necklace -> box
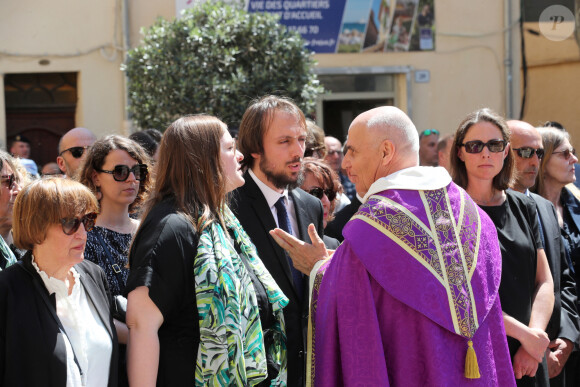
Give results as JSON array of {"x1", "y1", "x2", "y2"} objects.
[{"x1": 472, "y1": 190, "x2": 505, "y2": 206}]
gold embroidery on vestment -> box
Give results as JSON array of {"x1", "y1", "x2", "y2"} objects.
[{"x1": 353, "y1": 188, "x2": 481, "y2": 338}]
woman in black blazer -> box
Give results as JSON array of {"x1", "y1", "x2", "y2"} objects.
[
  {"x1": 533, "y1": 126, "x2": 580, "y2": 386},
  {"x1": 0, "y1": 177, "x2": 119, "y2": 386}
]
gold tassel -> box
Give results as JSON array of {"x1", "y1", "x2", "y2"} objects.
[{"x1": 464, "y1": 340, "x2": 480, "y2": 379}]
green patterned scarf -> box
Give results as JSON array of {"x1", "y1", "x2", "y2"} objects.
[
  {"x1": 0, "y1": 235, "x2": 16, "y2": 271},
  {"x1": 194, "y1": 205, "x2": 289, "y2": 386}
]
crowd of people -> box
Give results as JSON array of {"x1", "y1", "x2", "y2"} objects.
[{"x1": 0, "y1": 95, "x2": 578, "y2": 387}]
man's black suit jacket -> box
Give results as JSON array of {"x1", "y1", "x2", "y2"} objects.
[{"x1": 230, "y1": 171, "x2": 324, "y2": 387}]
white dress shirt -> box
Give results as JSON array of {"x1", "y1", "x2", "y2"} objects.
[{"x1": 249, "y1": 168, "x2": 299, "y2": 236}]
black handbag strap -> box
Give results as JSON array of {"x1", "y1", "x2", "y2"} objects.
[{"x1": 94, "y1": 229, "x2": 126, "y2": 294}]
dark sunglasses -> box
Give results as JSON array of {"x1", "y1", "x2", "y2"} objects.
[
  {"x1": 460, "y1": 140, "x2": 506, "y2": 154},
  {"x1": 308, "y1": 187, "x2": 337, "y2": 202},
  {"x1": 553, "y1": 148, "x2": 576, "y2": 160},
  {"x1": 96, "y1": 164, "x2": 148, "y2": 182},
  {"x1": 420, "y1": 129, "x2": 439, "y2": 138},
  {"x1": 59, "y1": 146, "x2": 90, "y2": 159},
  {"x1": 1, "y1": 174, "x2": 15, "y2": 189},
  {"x1": 513, "y1": 147, "x2": 544, "y2": 159},
  {"x1": 60, "y1": 212, "x2": 97, "y2": 235}
]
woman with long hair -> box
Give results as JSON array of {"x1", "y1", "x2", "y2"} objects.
[
  {"x1": 125, "y1": 115, "x2": 288, "y2": 386},
  {"x1": 533, "y1": 126, "x2": 580, "y2": 385},
  {"x1": 451, "y1": 108, "x2": 554, "y2": 386}
]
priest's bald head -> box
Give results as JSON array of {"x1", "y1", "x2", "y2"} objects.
[{"x1": 342, "y1": 106, "x2": 419, "y2": 196}]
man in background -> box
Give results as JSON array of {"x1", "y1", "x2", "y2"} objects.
[
  {"x1": 324, "y1": 136, "x2": 356, "y2": 201},
  {"x1": 419, "y1": 128, "x2": 439, "y2": 166},
  {"x1": 56, "y1": 127, "x2": 96, "y2": 177},
  {"x1": 437, "y1": 134, "x2": 454, "y2": 172}
]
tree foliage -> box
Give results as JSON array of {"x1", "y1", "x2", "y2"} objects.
[{"x1": 124, "y1": 2, "x2": 323, "y2": 130}]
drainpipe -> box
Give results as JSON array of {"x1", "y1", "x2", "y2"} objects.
[
  {"x1": 504, "y1": 0, "x2": 513, "y2": 119},
  {"x1": 122, "y1": 0, "x2": 132, "y2": 134}
]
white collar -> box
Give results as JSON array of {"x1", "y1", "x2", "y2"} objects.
[
  {"x1": 249, "y1": 168, "x2": 289, "y2": 208},
  {"x1": 31, "y1": 255, "x2": 80, "y2": 299},
  {"x1": 362, "y1": 166, "x2": 452, "y2": 203}
]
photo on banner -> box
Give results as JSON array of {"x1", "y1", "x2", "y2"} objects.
[{"x1": 238, "y1": 0, "x2": 435, "y2": 53}]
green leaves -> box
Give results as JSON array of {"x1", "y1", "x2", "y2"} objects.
[{"x1": 124, "y1": 1, "x2": 323, "y2": 130}]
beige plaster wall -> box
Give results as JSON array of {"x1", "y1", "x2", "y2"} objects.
[
  {"x1": 0, "y1": 0, "x2": 126, "y2": 144},
  {"x1": 520, "y1": 22, "x2": 580, "y2": 149}
]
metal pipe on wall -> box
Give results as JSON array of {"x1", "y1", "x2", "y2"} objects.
[{"x1": 504, "y1": 0, "x2": 514, "y2": 119}]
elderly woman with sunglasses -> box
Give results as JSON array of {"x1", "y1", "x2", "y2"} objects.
[
  {"x1": 451, "y1": 108, "x2": 554, "y2": 386},
  {"x1": 533, "y1": 127, "x2": 580, "y2": 311},
  {"x1": 0, "y1": 151, "x2": 24, "y2": 269},
  {"x1": 0, "y1": 177, "x2": 119, "y2": 386}
]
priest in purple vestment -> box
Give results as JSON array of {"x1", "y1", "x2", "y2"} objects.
[{"x1": 271, "y1": 106, "x2": 516, "y2": 386}]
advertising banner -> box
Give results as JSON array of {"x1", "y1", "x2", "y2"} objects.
[
  {"x1": 246, "y1": 0, "x2": 435, "y2": 53},
  {"x1": 177, "y1": 0, "x2": 435, "y2": 53}
]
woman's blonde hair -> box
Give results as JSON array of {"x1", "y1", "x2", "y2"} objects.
[{"x1": 13, "y1": 178, "x2": 98, "y2": 250}]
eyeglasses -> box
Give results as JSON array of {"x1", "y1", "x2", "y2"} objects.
[
  {"x1": 60, "y1": 212, "x2": 97, "y2": 235},
  {"x1": 420, "y1": 129, "x2": 439, "y2": 138},
  {"x1": 553, "y1": 148, "x2": 576, "y2": 160},
  {"x1": 96, "y1": 164, "x2": 148, "y2": 182},
  {"x1": 327, "y1": 149, "x2": 341, "y2": 156},
  {"x1": 1, "y1": 174, "x2": 15, "y2": 189},
  {"x1": 460, "y1": 140, "x2": 506, "y2": 154},
  {"x1": 59, "y1": 146, "x2": 90, "y2": 159},
  {"x1": 513, "y1": 147, "x2": 544, "y2": 159},
  {"x1": 308, "y1": 187, "x2": 337, "y2": 202}
]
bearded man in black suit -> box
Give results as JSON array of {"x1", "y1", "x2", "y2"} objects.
[{"x1": 230, "y1": 95, "x2": 325, "y2": 387}]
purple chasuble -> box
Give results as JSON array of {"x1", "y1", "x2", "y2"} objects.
[{"x1": 311, "y1": 182, "x2": 515, "y2": 386}]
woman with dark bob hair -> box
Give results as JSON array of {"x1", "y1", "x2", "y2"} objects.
[
  {"x1": 0, "y1": 178, "x2": 119, "y2": 386},
  {"x1": 451, "y1": 108, "x2": 554, "y2": 386},
  {"x1": 126, "y1": 115, "x2": 288, "y2": 386}
]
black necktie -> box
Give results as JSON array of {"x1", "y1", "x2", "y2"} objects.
[{"x1": 274, "y1": 196, "x2": 304, "y2": 300}]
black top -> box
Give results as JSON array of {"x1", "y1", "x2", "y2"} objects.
[
  {"x1": 560, "y1": 187, "x2": 580, "y2": 305},
  {"x1": 480, "y1": 190, "x2": 543, "y2": 359},
  {"x1": 125, "y1": 198, "x2": 200, "y2": 386},
  {"x1": 85, "y1": 226, "x2": 132, "y2": 296},
  {"x1": 325, "y1": 196, "x2": 362, "y2": 242}
]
